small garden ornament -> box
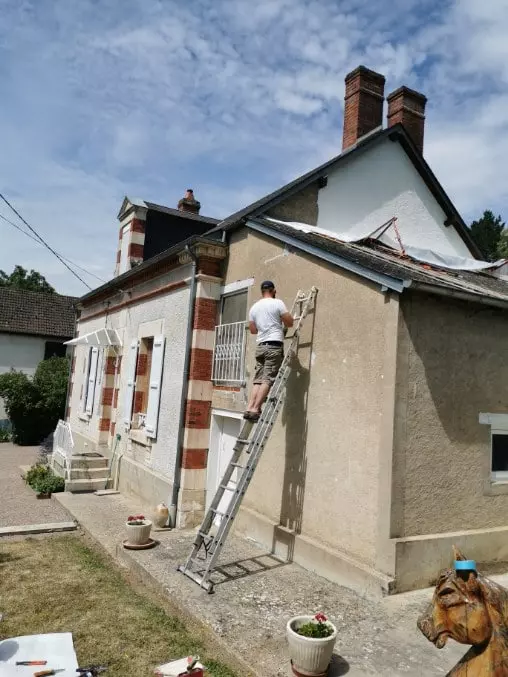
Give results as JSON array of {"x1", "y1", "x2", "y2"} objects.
[
  {"x1": 418, "y1": 546, "x2": 508, "y2": 676},
  {"x1": 286, "y1": 612, "x2": 337, "y2": 676}
]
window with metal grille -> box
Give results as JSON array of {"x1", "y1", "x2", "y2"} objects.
[{"x1": 212, "y1": 291, "x2": 247, "y2": 384}]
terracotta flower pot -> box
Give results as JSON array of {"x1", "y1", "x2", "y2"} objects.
[
  {"x1": 286, "y1": 616, "x2": 337, "y2": 677},
  {"x1": 125, "y1": 520, "x2": 152, "y2": 545}
]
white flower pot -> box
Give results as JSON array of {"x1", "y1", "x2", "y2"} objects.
[
  {"x1": 125, "y1": 520, "x2": 152, "y2": 545},
  {"x1": 286, "y1": 616, "x2": 337, "y2": 677}
]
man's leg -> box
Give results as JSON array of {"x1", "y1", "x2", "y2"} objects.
[
  {"x1": 250, "y1": 382, "x2": 271, "y2": 413},
  {"x1": 246, "y1": 384, "x2": 261, "y2": 412}
]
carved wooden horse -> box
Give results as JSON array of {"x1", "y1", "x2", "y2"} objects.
[{"x1": 417, "y1": 547, "x2": 508, "y2": 676}]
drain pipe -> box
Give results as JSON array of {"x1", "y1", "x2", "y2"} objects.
[{"x1": 169, "y1": 245, "x2": 199, "y2": 527}]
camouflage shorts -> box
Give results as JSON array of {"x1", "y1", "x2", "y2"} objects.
[{"x1": 253, "y1": 344, "x2": 284, "y2": 385}]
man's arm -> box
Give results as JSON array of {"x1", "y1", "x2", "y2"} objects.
[
  {"x1": 249, "y1": 321, "x2": 258, "y2": 335},
  {"x1": 279, "y1": 300, "x2": 294, "y2": 328}
]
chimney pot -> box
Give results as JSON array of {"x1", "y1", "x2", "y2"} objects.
[
  {"x1": 342, "y1": 65, "x2": 385, "y2": 151},
  {"x1": 178, "y1": 188, "x2": 201, "y2": 214},
  {"x1": 387, "y1": 86, "x2": 427, "y2": 154}
]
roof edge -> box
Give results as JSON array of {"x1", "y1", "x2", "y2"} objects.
[{"x1": 246, "y1": 218, "x2": 407, "y2": 293}]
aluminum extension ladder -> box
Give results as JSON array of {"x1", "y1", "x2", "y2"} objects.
[{"x1": 178, "y1": 287, "x2": 318, "y2": 592}]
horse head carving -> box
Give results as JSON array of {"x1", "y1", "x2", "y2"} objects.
[{"x1": 417, "y1": 546, "x2": 508, "y2": 676}]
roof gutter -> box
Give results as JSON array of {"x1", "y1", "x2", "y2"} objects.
[
  {"x1": 247, "y1": 218, "x2": 408, "y2": 293},
  {"x1": 411, "y1": 281, "x2": 508, "y2": 311},
  {"x1": 169, "y1": 244, "x2": 198, "y2": 526}
]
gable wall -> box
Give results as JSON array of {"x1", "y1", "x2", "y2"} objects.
[{"x1": 316, "y1": 139, "x2": 472, "y2": 258}]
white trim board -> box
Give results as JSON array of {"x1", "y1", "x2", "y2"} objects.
[
  {"x1": 221, "y1": 278, "x2": 254, "y2": 295},
  {"x1": 211, "y1": 408, "x2": 244, "y2": 420}
]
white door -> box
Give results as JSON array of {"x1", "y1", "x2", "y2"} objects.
[{"x1": 207, "y1": 415, "x2": 242, "y2": 526}]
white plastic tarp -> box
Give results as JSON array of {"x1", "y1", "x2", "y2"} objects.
[
  {"x1": 0, "y1": 632, "x2": 78, "y2": 676},
  {"x1": 264, "y1": 217, "x2": 506, "y2": 273}
]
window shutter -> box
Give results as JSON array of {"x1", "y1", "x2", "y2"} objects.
[
  {"x1": 123, "y1": 339, "x2": 139, "y2": 430},
  {"x1": 145, "y1": 336, "x2": 165, "y2": 439},
  {"x1": 85, "y1": 347, "x2": 99, "y2": 415}
]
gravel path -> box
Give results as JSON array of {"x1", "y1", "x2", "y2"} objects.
[{"x1": 0, "y1": 442, "x2": 71, "y2": 527}]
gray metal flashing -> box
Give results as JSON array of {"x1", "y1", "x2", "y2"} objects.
[
  {"x1": 246, "y1": 219, "x2": 407, "y2": 293},
  {"x1": 411, "y1": 281, "x2": 508, "y2": 311}
]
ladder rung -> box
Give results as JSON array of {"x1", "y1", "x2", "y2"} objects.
[
  {"x1": 220, "y1": 484, "x2": 236, "y2": 491},
  {"x1": 211, "y1": 509, "x2": 225, "y2": 517},
  {"x1": 235, "y1": 438, "x2": 249, "y2": 445},
  {"x1": 231, "y1": 462, "x2": 244, "y2": 468},
  {"x1": 198, "y1": 531, "x2": 213, "y2": 541}
]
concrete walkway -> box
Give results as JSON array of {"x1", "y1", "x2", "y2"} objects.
[
  {"x1": 55, "y1": 490, "x2": 468, "y2": 676},
  {"x1": 0, "y1": 443, "x2": 71, "y2": 528}
]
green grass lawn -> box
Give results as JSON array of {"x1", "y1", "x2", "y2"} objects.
[{"x1": 0, "y1": 535, "x2": 238, "y2": 677}]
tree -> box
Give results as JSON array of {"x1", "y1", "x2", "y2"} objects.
[
  {"x1": 0, "y1": 265, "x2": 55, "y2": 293},
  {"x1": 469, "y1": 211, "x2": 506, "y2": 262},
  {"x1": 0, "y1": 356, "x2": 69, "y2": 445}
]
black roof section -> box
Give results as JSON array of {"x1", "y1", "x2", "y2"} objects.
[
  {"x1": 145, "y1": 201, "x2": 219, "y2": 225},
  {"x1": 0, "y1": 288, "x2": 77, "y2": 337},
  {"x1": 250, "y1": 217, "x2": 508, "y2": 308},
  {"x1": 78, "y1": 233, "x2": 226, "y2": 304},
  {"x1": 213, "y1": 123, "x2": 481, "y2": 258}
]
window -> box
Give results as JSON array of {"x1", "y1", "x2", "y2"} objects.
[
  {"x1": 212, "y1": 291, "x2": 248, "y2": 384},
  {"x1": 123, "y1": 335, "x2": 165, "y2": 439},
  {"x1": 81, "y1": 347, "x2": 99, "y2": 416},
  {"x1": 220, "y1": 291, "x2": 247, "y2": 324},
  {"x1": 480, "y1": 413, "x2": 508, "y2": 482},
  {"x1": 44, "y1": 341, "x2": 67, "y2": 360}
]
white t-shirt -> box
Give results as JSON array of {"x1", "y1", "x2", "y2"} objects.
[{"x1": 249, "y1": 298, "x2": 288, "y2": 343}]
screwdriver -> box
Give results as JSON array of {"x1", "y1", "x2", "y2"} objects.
[
  {"x1": 16, "y1": 662, "x2": 47, "y2": 666},
  {"x1": 34, "y1": 670, "x2": 65, "y2": 676}
]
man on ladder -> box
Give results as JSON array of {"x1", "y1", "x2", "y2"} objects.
[{"x1": 244, "y1": 280, "x2": 294, "y2": 422}]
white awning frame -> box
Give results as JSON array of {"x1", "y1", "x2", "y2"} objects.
[{"x1": 65, "y1": 328, "x2": 122, "y2": 347}]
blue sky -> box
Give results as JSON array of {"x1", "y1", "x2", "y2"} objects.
[{"x1": 1, "y1": 0, "x2": 508, "y2": 295}]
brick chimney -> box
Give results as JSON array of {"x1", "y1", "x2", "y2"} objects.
[
  {"x1": 178, "y1": 189, "x2": 201, "y2": 215},
  {"x1": 342, "y1": 66, "x2": 385, "y2": 151},
  {"x1": 387, "y1": 86, "x2": 427, "y2": 154}
]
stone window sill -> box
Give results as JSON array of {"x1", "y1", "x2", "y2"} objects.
[
  {"x1": 129, "y1": 429, "x2": 152, "y2": 448},
  {"x1": 78, "y1": 413, "x2": 90, "y2": 422},
  {"x1": 484, "y1": 480, "x2": 508, "y2": 496}
]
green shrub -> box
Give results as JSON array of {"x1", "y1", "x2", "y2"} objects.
[
  {"x1": 0, "y1": 357, "x2": 69, "y2": 445},
  {"x1": 24, "y1": 463, "x2": 64, "y2": 494},
  {"x1": 296, "y1": 613, "x2": 334, "y2": 638}
]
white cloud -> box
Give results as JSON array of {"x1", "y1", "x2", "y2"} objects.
[{"x1": 0, "y1": 0, "x2": 508, "y2": 295}]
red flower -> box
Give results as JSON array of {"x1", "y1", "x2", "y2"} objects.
[
  {"x1": 314, "y1": 612, "x2": 327, "y2": 623},
  {"x1": 127, "y1": 516, "x2": 134, "y2": 521}
]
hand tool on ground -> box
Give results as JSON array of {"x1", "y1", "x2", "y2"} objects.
[
  {"x1": 16, "y1": 661, "x2": 48, "y2": 666},
  {"x1": 76, "y1": 666, "x2": 108, "y2": 676},
  {"x1": 34, "y1": 670, "x2": 65, "y2": 677}
]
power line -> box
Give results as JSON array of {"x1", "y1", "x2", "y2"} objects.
[
  {"x1": 0, "y1": 192, "x2": 92, "y2": 290},
  {"x1": 0, "y1": 211, "x2": 106, "y2": 283}
]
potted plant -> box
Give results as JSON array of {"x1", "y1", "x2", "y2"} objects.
[
  {"x1": 286, "y1": 612, "x2": 337, "y2": 677},
  {"x1": 125, "y1": 514, "x2": 152, "y2": 546}
]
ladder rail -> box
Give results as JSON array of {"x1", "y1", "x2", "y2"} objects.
[{"x1": 179, "y1": 287, "x2": 317, "y2": 590}]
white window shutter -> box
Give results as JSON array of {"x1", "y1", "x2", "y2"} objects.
[
  {"x1": 85, "y1": 347, "x2": 99, "y2": 415},
  {"x1": 123, "y1": 339, "x2": 139, "y2": 430},
  {"x1": 145, "y1": 336, "x2": 165, "y2": 439}
]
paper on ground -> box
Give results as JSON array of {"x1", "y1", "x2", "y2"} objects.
[{"x1": 0, "y1": 633, "x2": 78, "y2": 676}]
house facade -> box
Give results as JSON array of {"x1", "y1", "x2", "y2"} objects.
[
  {"x1": 0, "y1": 288, "x2": 76, "y2": 424},
  {"x1": 65, "y1": 67, "x2": 508, "y2": 596}
]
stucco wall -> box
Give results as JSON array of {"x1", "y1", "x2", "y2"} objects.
[
  {"x1": 69, "y1": 265, "x2": 191, "y2": 485},
  {"x1": 0, "y1": 333, "x2": 59, "y2": 420},
  {"x1": 220, "y1": 228, "x2": 399, "y2": 567},
  {"x1": 316, "y1": 139, "x2": 472, "y2": 258},
  {"x1": 392, "y1": 291, "x2": 508, "y2": 538}
]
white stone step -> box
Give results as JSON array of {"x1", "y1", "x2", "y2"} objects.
[
  {"x1": 68, "y1": 467, "x2": 110, "y2": 480},
  {"x1": 67, "y1": 454, "x2": 108, "y2": 470},
  {"x1": 64, "y1": 478, "x2": 108, "y2": 493}
]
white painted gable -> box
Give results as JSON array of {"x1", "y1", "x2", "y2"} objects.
[{"x1": 316, "y1": 137, "x2": 473, "y2": 259}]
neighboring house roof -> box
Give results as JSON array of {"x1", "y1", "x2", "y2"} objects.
[
  {"x1": 248, "y1": 217, "x2": 508, "y2": 309},
  {"x1": 213, "y1": 123, "x2": 482, "y2": 258},
  {"x1": 0, "y1": 288, "x2": 77, "y2": 337}
]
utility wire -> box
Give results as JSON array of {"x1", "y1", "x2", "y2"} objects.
[
  {"x1": 0, "y1": 211, "x2": 106, "y2": 284},
  {"x1": 0, "y1": 191, "x2": 92, "y2": 290}
]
